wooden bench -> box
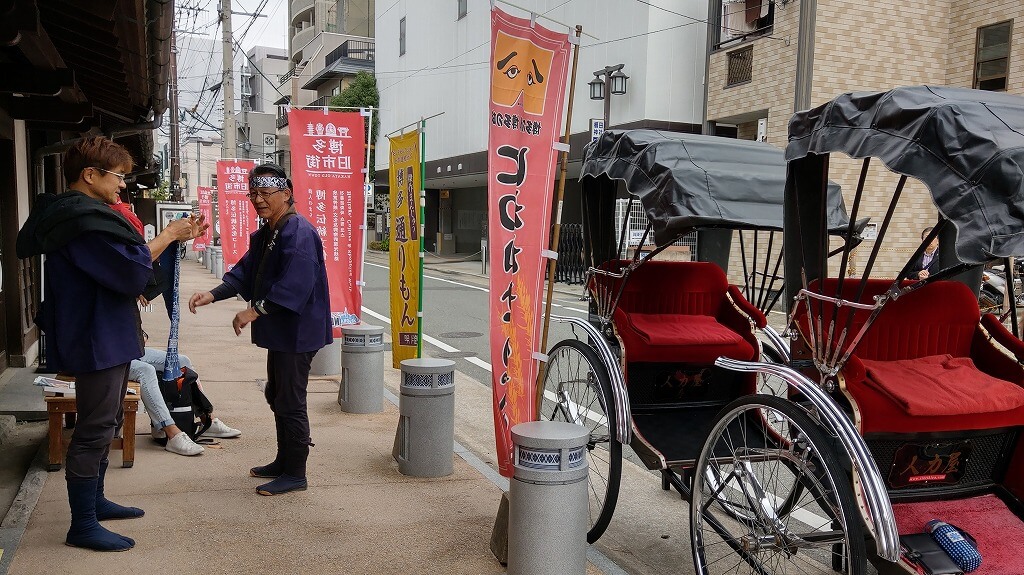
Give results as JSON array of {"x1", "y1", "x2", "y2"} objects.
[{"x1": 45, "y1": 380, "x2": 140, "y2": 472}]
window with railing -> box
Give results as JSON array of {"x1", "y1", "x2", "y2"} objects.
[
  {"x1": 974, "y1": 20, "x2": 1012, "y2": 91},
  {"x1": 726, "y1": 46, "x2": 753, "y2": 86},
  {"x1": 716, "y1": 0, "x2": 773, "y2": 49},
  {"x1": 325, "y1": 40, "x2": 375, "y2": 68}
]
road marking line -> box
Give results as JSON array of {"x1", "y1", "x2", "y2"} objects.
[
  {"x1": 361, "y1": 306, "x2": 494, "y2": 371},
  {"x1": 365, "y1": 261, "x2": 588, "y2": 314}
]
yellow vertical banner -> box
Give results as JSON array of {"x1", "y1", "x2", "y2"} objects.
[{"x1": 388, "y1": 130, "x2": 422, "y2": 367}]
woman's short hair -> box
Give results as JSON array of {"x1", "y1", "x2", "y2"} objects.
[{"x1": 63, "y1": 136, "x2": 134, "y2": 185}]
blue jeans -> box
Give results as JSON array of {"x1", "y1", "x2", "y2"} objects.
[{"x1": 130, "y1": 348, "x2": 193, "y2": 430}]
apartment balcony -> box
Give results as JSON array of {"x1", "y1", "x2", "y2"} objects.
[
  {"x1": 276, "y1": 114, "x2": 289, "y2": 129},
  {"x1": 290, "y1": 0, "x2": 314, "y2": 26},
  {"x1": 291, "y1": 23, "x2": 316, "y2": 53}
]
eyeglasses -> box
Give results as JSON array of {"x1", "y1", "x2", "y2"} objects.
[
  {"x1": 93, "y1": 167, "x2": 126, "y2": 182},
  {"x1": 247, "y1": 189, "x2": 286, "y2": 200}
]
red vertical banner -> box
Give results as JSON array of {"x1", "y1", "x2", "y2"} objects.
[
  {"x1": 288, "y1": 108, "x2": 366, "y2": 335},
  {"x1": 215, "y1": 159, "x2": 257, "y2": 271},
  {"x1": 488, "y1": 7, "x2": 571, "y2": 476},
  {"x1": 193, "y1": 186, "x2": 212, "y2": 252}
]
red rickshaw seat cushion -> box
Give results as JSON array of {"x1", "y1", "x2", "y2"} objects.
[
  {"x1": 817, "y1": 279, "x2": 1024, "y2": 433},
  {"x1": 860, "y1": 354, "x2": 1024, "y2": 417},
  {"x1": 602, "y1": 261, "x2": 759, "y2": 365}
]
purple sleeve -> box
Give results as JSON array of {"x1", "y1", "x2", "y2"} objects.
[{"x1": 65, "y1": 233, "x2": 153, "y2": 296}]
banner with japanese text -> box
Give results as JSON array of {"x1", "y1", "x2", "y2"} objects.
[
  {"x1": 387, "y1": 129, "x2": 422, "y2": 368},
  {"x1": 288, "y1": 108, "x2": 366, "y2": 335},
  {"x1": 215, "y1": 160, "x2": 257, "y2": 271},
  {"x1": 193, "y1": 186, "x2": 212, "y2": 252},
  {"x1": 488, "y1": 7, "x2": 571, "y2": 476}
]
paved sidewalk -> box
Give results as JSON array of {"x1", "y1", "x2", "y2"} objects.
[{"x1": 2, "y1": 259, "x2": 553, "y2": 575}]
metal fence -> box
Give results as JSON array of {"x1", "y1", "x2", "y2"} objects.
[
  {"x1": 615, "y1": 198, "x2": 697, "y2": 255},
  {"x1": 552, "y1": 223, "x2": 587, "y2": 284}
]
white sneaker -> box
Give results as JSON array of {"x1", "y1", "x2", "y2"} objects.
[
  {"x1": 205, "y1": 418, "x2": 241, "y2": 438},
  {"x1": 151, "y1": 426, "x2": 167, "y2": 441},
  {"x1": 165, "y1": 432, "x2": 204, "y2": 456}
]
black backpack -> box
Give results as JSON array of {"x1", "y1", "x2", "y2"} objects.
[{"x1": 159, "y1": 366, "x2": 214, "y2": 440}]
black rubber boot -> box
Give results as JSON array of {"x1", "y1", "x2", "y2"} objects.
[
  {"x1": 249, "y1": 416, "x2": 286, "y2": 478},
  {"x1": 95, "y1": 459, "x2": 144, "y2": 520},
  {"x1": 65, "y1": 478, "x2": 135, "y2": 551}
]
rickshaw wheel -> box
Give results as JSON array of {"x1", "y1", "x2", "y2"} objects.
[
  {"x1": 758, "y1": 344, "x2": 788, "y2": 398},
  {"x1": 690, "y1": 395, "x2": 866, "y2": 575},
  {"x1": 542, "y1": 339, "x2": 622, "y2": 544}
]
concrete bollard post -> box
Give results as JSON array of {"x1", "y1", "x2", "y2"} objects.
[
  {"x1": 212, "y1": 247, "x2": 223, "y2": 277},
  {"x1": 507, "y1": 421, "x2": 589, "y2": 575},
  {"x1": 310, "y1": 338, "x2": 342, "y2": 376},
  {"x1": 393, "y1": 358, "x2": 455, "y2": 477},
  {"x1": 337, "y1": 324, "x2": 385, "y2": 413}
]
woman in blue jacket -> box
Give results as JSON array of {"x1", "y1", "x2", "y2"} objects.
[{"x1": 189, "y1": 164, "x2": 332, "y2": 496}]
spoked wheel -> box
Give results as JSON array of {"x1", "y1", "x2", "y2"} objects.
[
  {"x1": 691, "y1": 395, "x2": 866, "y2": 575},
  {"x1": 541, "y1": 339, "x2": 622, "y2": 543},
  {"x1": 757, "y1": 344, "x2": 788, "y2": 398}
]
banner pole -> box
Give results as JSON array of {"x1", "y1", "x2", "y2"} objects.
[
  {"x1": 361, "y1": 107, "x2": 373, "y2": 303},
  {"x1": 417, "y1": 118, "x2": 427, "y2": 358},
  {"x1": 535, "y1": 25, "x2": 583, "y2": 416}
]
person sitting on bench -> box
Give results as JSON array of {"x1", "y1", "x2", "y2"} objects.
[{"x1": 131, "y1": 341, "x2": 241, "y2": 457}]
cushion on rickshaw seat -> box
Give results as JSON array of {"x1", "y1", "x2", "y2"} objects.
[
  {"x1": 598, "y1": 261, "x2": 760, "y2": 365},
  {"x1": 614, "y1": 310, "x2": 756, "y2": 364},
  {"x1": 628, "y1": 314, "x2": 745, "y2": 346},
  {"x1": 860, "y1": 354, "x2": 1024, "y2": 417}
]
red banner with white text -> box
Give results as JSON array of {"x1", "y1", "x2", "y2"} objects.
[
  {"x1": 488, "y1": 7, "x2": 571, "y2": 476},
  {"x1": 288, "y1": 108, "x2": 366, "y2": 335},
  {"x1": 193, "y1": 186, "x2": 212, "y2": 252},
  {"x1": 215, "y1": 160, "x2": 257, "y2": 271}
]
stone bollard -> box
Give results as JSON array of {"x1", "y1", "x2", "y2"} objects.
[
  {"x1": 337, "y1": 324, "x2": 385, "y2": 413},
  {"x1": 393, "y1": 358, "x2": 455, "y2": 477},
  {"x1": 212, "y1": 246, "x2": 223, "y2": 277},
  {"x1": 310, "y1": 338, "x2": 342, "y2": 376},
  {"x1": 507, "y1": 421, "x2": 589, "y2": 575}
]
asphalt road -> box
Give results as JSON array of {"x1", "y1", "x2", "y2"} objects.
[{"x1": 361, "y1": 260, "x2": 591, "y2": 387}]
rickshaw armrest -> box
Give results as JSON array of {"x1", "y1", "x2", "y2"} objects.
[
  {"x1": 980, "y1": 313, "x2": 1024, "y2": 362},
  {"x1": 725, "y1": 285, "x2": 767, "y2": 329},
  {"x1": 843, "y1": 354, "x2": 867, "y2": 384}
]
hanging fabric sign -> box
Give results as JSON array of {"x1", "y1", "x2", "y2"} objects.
[
  {"x1": 288, "y1": 108, "x2": 366, "y2": 335},
  {"x1": 215, "y1": 159, "x2": 257, "y2": 271},
  {"x1": 193, "y1": 186, "x2": 212, "y2": 252},
  {"x1": 387, "y1": 129, "x2": 422, "y2": 367},
  {"x1": 487, "y1": 6, "x2": 572, "y2": 477}
]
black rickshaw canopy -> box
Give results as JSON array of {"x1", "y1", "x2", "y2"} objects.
[
  {"x1": 580, "y1": 129, "x2": 857, "y2": 248},
  {"x1": 787, "y1": 85, "x2": 1024, "y2": 265}
]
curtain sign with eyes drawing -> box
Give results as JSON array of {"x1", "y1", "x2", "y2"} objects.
[
  {"x1": 289, "y1": 108, "x2": 366, "y2": 335},
  {"x1": 387, "y1": 129, "x2": 422, "y2": 368},
  {"x1": 216, "y1": 159, "x2": 257, "y2": 271},
  {"x1": 194, "y1": 186, "x2": 213, "y2": 252},
  {"x1": 488, "y1": 6, "x2": 571, "y2": 477}
]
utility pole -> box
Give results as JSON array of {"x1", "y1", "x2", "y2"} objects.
[
  {"x1": 169, "y1": 28, "x2": 182, "y2": 201},
  {"x1": 221, "y1": 0, "x2": 236, "y2": 159}
]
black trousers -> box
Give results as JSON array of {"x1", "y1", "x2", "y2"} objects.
[
  {"x1": 265, "y1": 350, "x2": 316, "y2": 477},
  {"x1": 66, "y1": 363, "x2": 130, "y2": 480}
]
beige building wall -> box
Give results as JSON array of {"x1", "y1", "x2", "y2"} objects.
[
  {"x1": 947, "y1": 1, "x2": 1023, "y2": 91},
  {"x1": 707, "y1": 0, "x2": 1021, "y2": 280}
]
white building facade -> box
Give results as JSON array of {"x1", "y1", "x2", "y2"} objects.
[{"x1": 375, "y1": 0, "x2": 708, "y2": 253}]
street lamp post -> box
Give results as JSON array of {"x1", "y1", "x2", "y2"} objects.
[{"x1": 589, "y1": 64, "x2": 629, "y2": 128}]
